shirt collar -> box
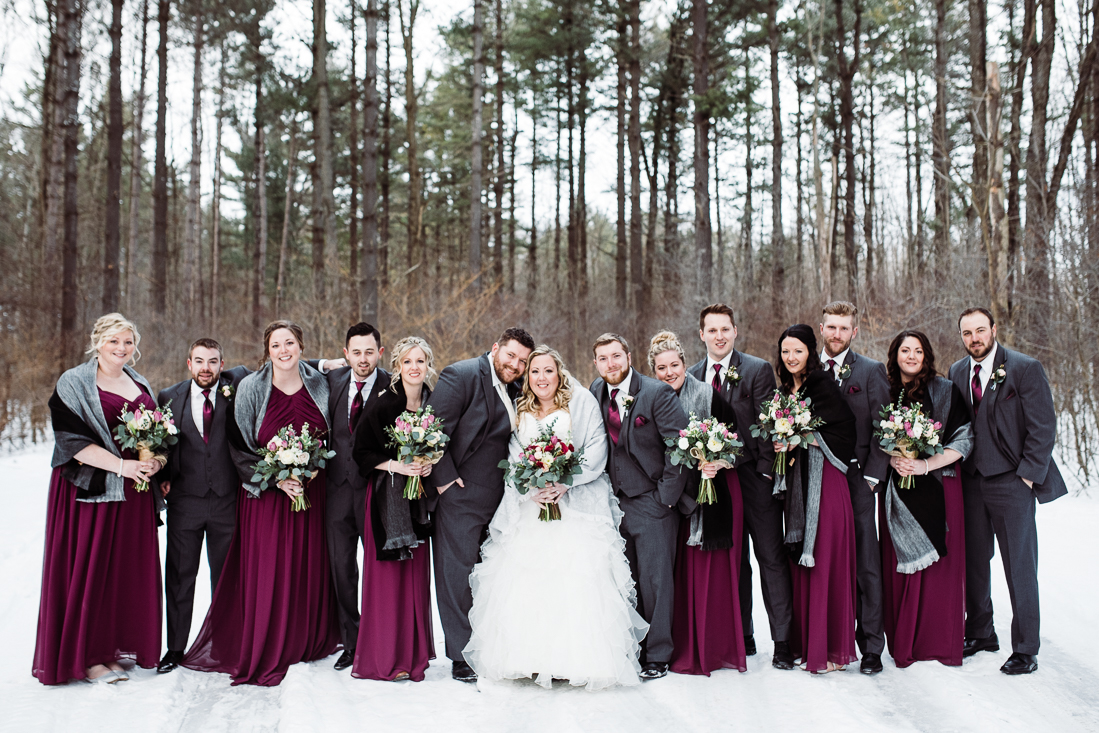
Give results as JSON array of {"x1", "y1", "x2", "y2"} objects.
[
  {"x1": 191, "y1": 379, "x2": 216, "y2": 398},
  {"x1": 706, "y1": 352, "x2": 732, "y2": 373},
  {"x1": 822, "y1": 348, "x2": 850, "y2": 368},
  {"x1": 353, "y1": 369, "x2": 378, "y2": 390},
  {"x1": 610, "y1": 368, "x2": 634, "y2": 396},
  {"x1": 970, "y1": 342, "x2": 998, "y2": 371}
]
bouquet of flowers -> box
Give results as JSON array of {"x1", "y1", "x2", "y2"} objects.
[
  {"x1": 875, "y1": 401, "x2": 944, "y2": 489},
  {"x1": 385, "y1": 406, "x2": 450, "y2": 500},
  {"x1": 750, "y1": 391, "x2": 825, "y2": 475},
  {"x1": 498, "y1": 420, "x2": 585, "y2": 521},
  {"x1": 665, "y1": 414, "x2": 743, "y2": 504},
  {"x1": 113, "y1": 403, "x2": 179, "y2": 492},
  {"x1": 251, "y1": 423, "x2": 335, "y2": 511}
]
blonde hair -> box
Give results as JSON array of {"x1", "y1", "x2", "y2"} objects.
[
  {"x1": 647, "y1": 330, "x2": 685, "y2": 373},
  {"x1": 516, "y1": 345, "x2": 574, "y2": 417},
  {"x1": 822, "y1": 300, "x2": 858, "y2": 320},
  {"x1": 389, "y1": 336, "x2": 438, "y2": 389},
  {"x1": 86, "y1": 313, "x2": 141, "y2": 365}
]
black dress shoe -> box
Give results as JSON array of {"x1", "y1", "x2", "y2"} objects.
[
  {"x1": 860, "y1": 652, "x2": 883, "y2": 675},
  {"x1": 1000, "y1": 653, "x2": 1038, "y2": 675},
  {"x1": 772, "y1": 641, "x2": 795, "y2": 670},
  {"x1": 452, "y1": 661, "x2": 478, "y2": 682},
  {"x1": 640, "y1": 661, "x2": 669, "y2": 680},
  {"x1": 962, "y1": 632, "x2": 1000, "y2": 658},
  {"x1": 334, "y1": 649, "x2": 355, "y2": 671},
  {"x1": 744, "y1": 635, "x2": 757, "y2": 656},
  {"x1": 157, "y1": 650, "x2": 184, "y2": 674}
]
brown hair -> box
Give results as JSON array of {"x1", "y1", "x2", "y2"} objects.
[
  {"x1": 822, "y1": 300, "x2": 859, "y2": 320},
  {"x1": 592, "y1": 332, "x2": 631, "y2": 357},
  {"x1": 958, "y1": 306, "x2": 995, "y2": 329},
  {"x1": 698, "y1": 303, "x2": 736, "y2": 331},
  {"x1": 262, "y1": 320, "x2": 305, "y2": 364},
  {"x1": 886, "y1": 330, "x2": 937, "y2": 403},
  {"x1": 86, "y1": 313, "x2": 142, "y2": 365},
  {"x1": 188, "y1": 337, "x2": 224, "y2": 360},
  {"x1": 516, "y1": 345, "x2": 574, "y2": 418},
  {"x1": 647, "y1": 330, "x2": 685, "y2": 372},
  {"x1": 496, "y1": 326, "x2": 535, "y2": 351}
]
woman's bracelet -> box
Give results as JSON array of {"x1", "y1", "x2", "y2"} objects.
[
  {"x1": 387, "y1": 460, "x2": 394, "y2": 476},
  {"x1": 923, "y1": 459, "x2": 930, "y2": 475},
  {"x1": 118, "y1": 457, "x2": 125, "y2": 477}
]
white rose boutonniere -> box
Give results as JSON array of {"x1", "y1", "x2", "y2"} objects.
[
  {"x1": 837, "y1": 363, "x2": 852, "y2": 381},
  {"x1": 221, "y1": 384, "x2": 234, "y2": 399},
  {"x1": 622, "y1": 395, "x2": 635, "y2": 418},
  {"x1": 989, "y1": 364, "x2": 1007, "y2": 391},
  {"x1": 724, "y1": 366, "x2": 742, "y2": 387}
]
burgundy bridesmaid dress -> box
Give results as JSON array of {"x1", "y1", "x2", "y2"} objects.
[
  {"x1": 350, "y1": 477, "x2": 434, "y2": 681},
  {"x1": 183, "y1": 386, "x2": 341, "y2": 686},
  {"x1": 880, "y1": 472, "x2": 965, "y2": 667},
  {"x1": 671, "y1": 470, "x2": 747, "y2": 675},
  {"x1": 790, "y1": 460, "x2": 858, "y2": 672},
  {"x1": 33, "y1": 389, "x2": 162, "y2": 685}
]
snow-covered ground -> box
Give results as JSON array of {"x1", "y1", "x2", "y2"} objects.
[{"x1": 2, "y1": 444, "x2": 1097, "y2": 733}]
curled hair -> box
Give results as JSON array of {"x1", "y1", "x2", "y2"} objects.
[
  {"x1": 497, "y1": 326, "x2": 535, "y2": 352},
  {"x1": 647, "y1": 330, "x2": 685, "y2": 373},
  {"x1": 262, "y1": 320, "x2": 306, "y2": 365},
  {"x1": 886, "y1": 330, "x2": 937, "y2": 403},
  {"x1": 86, "y1": 313, "x2": 142, "y2": 365},
  {"x1": 776, "y1": 324, "x2": 823, "y2": 392},
  {"x1": 389, "y1": 336, "x2": 438, "y2": 389},
  {"x1": 592, "y1": 332, "x2": 631, "y2": 357},
  {"x1": 516, "y1": 345, "x2": 574, "y2": 418}
]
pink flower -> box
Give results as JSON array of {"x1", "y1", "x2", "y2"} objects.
[{"x1": 679, "y1": 429, "x2": 687, "y2": 437}]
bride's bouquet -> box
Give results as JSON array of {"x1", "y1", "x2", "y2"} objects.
[
  {"x1": 875, "y1": 401, "x2": 944, "y2": 489},
  {"x1": 385, "y1": 406, "x2": 450, "y2": 500},
  {"x1": 113, "y1": 403, "x2": 179, "y2": 492},
  {"x1": 750, "y1": 391, "x2": 825, "y2": 475},
  {"x1": 251, "y1": 423, "x2": 335, "y2": 511},
  {"x1": 665, "y1": 414, "x2": 743, "y2": 505},
  {"x1": 498, "y1": 420, "x2": 585, "y2": 522}
]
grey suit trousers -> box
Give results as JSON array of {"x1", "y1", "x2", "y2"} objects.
[
  {"x1": 963, "y1": 470, "x2": 1040, "y2": 655},
  {"x1": 736, "y1": 465, "x2": 793, "y2": 643},
  {"x1": 617, "y1": 491, "x2": 679, "y2": 663},
  {"x1": 847, "y1": 469, "x2": 885, "y2": 655},
  {"x1": 326, "y1": 479, "x2": 368, "y2": 648}
]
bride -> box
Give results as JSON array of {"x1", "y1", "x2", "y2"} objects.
[{"x1": 463, "y1": 346, "x2": 648, "y2": 690}]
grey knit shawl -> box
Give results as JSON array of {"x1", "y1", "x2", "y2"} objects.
[
  {"x1": 882, "y1": 376, "x2": 974, "y2": 573},
  {"x1": 677, "y1": 373, "x2": 713, "y2": 547},
  {"x1": 231, "y1": 360, "x2": 331, "y2": 498},
  {"x1": 772, "y1": 437, "x2": 848, "y2": 567},
  {"x1": 51, "y1": 357, "x2": 157, "y2": 504}
]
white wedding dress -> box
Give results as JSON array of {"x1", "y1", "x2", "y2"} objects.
[{"x1": 463, "y1": 381, "x2": 648, "y2": 691}]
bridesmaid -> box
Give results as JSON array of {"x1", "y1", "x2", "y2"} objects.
[
  {"x1": 34, "y1": 313, "x2": 163, "y2": 684},
  {"x1": 350, "y1": 336, "x2": 436, "y2": 681},
  {"x1": 772, "y1": 324, "x2": 858, "y2": 673},
  {"x1": 183, "y1": 320, "x2": 341, "y2": 686},
  {"x1": 648, "y1": 331, "x2": 746, "y2": 675},
  {"x1": 880, "y1": 330, "x2": 971, "y2": 667}
]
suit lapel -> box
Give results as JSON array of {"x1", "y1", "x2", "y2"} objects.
[
  {"x1": 725, "y1": 350, "x2": 743, "y2": 401},
  {"x1": 980, "y1": 344, "x2": 1006, "y2": 418},
  {"x1": 364, "y1": 369, "x2": 388, "y2": 406},
  {"x1": 480, "y1": 355, "x2": 501, "y2": 420},
  {"x1": 837, "y1": 351, "x2": 856, "y2": 389},
  {"x1": 618, "y1": 371, "x2": 642, "y2": 448},
  {"x1": 333, "y1": 369, "x2": 353, "y2": 419}
]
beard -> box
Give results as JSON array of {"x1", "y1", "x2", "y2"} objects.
[
  {"x1": 492, "y1": 352, "x2": 522, "y2": 384},
  {"x1": 966, "y1": 339, "x2": 994, "y2": 360},
  {"x1": 602, "y1": 366, "x2": 629, "y2": 386},
  {"x1": 193, "y1": 371, "x2": 220, "y2": 388}
]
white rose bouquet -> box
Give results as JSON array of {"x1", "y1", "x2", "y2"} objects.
[
  {"x1": 874, "y1": 400, "x2": 944, "y2": 489},
  {"x1": 112, "y1": 403, "x2": 179, "y2": 492},
  {"x1": 251, "y1": 423, "x2": 335, "y2": 510},
  {"x1": 750, "y1": 391, "x2": 825, "y2": 476},
  {"x1": 498, "y1": 420, "x2": 584, "y2": 521},
  {"x1": 664, "y1": 414, "x2": 743, "y2": 505},
  {"x1": 385, "y1": 406, "x2": 450, "y2": 500}
]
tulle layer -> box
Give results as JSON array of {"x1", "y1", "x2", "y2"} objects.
[{"x1": 464, "y1": 500, "x2": 648, "y2": 691}]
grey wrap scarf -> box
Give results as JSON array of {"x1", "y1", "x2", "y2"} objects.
[
  {"x1": 772, "y1": 435, "x2": 848, "y2": 567},
  {"x1": 678, "y1": 373, "x2": 714, "y2": 547}
]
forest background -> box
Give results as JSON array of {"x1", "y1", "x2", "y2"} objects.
[{"x1": 0, "y1": 0, "x2": 1095, "y2": 486}]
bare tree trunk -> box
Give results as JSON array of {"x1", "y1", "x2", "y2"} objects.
[
  {"x1": 969, "y1": 0, "x2": 989, "y2": 272},
  {"x1": 795, "y1": 49, "x2": 805, "y2": 292},
  {"x1": 493, "y1": 0, "x2": 505, "y2": 286},
  {"x1": 810, "y1": 5, "x2": 831, "y2": 300},
  {"x1": 692, "y1": 0, "x2": 712, "y2": 302},
  {"x1": 508, "y1": 106, "x2": 519, "y2": 292},
  {"x1": 628, "y1": 0, "x2": 643, "y2": 313},
  {"x1": 932, "y1": 0, "x2": 950, "y2": 279},
  {"x1": 151, "y1": 0, "x2": 170, "y2": 316},
  {"x1": 399, "y1": 0, "x2": 422, "y2": 286},
  {"x1": 59, "y1": 0, "x2": 82, "y2": 367},
  {"x1": 835, "y1": 0, "x2": 861, "y2": 299},
  {"x1": 252, "y1": 71, "x2": 269, "y2": 332},
  {"x1": 276, "y1": 117, "x2": 298, "y2": 318},
  {"x1": 863, "y1": 80, "x2": 876, "y2": 292},
  {"x1": 1023, "y1": 0, "x2": 1054, "y2": 337},
  {"x1": 742, "y1": 41, "x2": 754, "y2": 287},
  {"x1": 41, "y1": 0, "x2": 63, "y2": 286},
  {"x1": 986, "y1": 62, "x2": 1010, "y2": 328},
  {"x1": 183, "y1": 12, "x2": 204, "y2": 319},
  {"x1": 769, "y1": 0, "x2": 784, "y2": 314},
  {"x1": 313, "y1": 0, "x2": 336, "y2": 303},
  {"x1": 578, "y1": 65, "x2": 591, "y2": 308},
  {"x1": 471, "y1": 0, "x2": 484, "y2": 288},
  {"x1": 103, "y1": 0, "x2": 123, "y2": 312},
  {"x1": 362, "y1": 0, "x2": 380, "y2": 322},
  {"x1": 1006, "y1": 0, "x2": 1033, "y2": 327},
  {"x1": 349, "y1": 1, "x2": 361, "y2": 315},
  {"x1": 380, "y1": 0, "x2": 392, "y2": 289},
  {"x1": 210, "y1": 41, "x2": 225, "y2": 334},
  {"x1": 554, "y1": 84, "x2": 562, "y2": 279},
  {"x1": 615, "y1": 9, "x2": 627, "y2": 305},
  {"x1": 528, "y1": 92, "x2": 539, "y2": 296},
  {"x1": 126, "y1": 0, "x2": 149, "y2": 315}
]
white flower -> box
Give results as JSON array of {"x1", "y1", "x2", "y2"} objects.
[
  {"x1": 927, "y1": 433, "x2": 940, "y2": 446},
  {"x1": 411, "y1": 426, "x2": 425, "y2": 442},
  {"x1": 707, "y1": 437, "x2": 723, "y2": 452},
  {"x1": 795, "y1": 411, "x2": 811, "y2": 427},
  {"x1": 295, "y1": 452, "x2": 309, "y2": 466},
  {"x1": 911, "y1": 422, "x2": 924, "y2": 439},
  {"x1": 276, "y1": 448, "x2": 300, "y2": 465},
  {"x1": 774, "y1": 417, "x2": 792, "y2": 436},
  {"x1": 678, "y1": 437, "x2": 690, "y2": 450},
  {"x1": 137, "y1": 412, "x2": 152, "y2": 430},
  {"x1": 166, "y1": 423, "x2": 178, "y2": 435}
]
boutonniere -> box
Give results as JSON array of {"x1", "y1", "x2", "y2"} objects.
[
  {"x1": 724, "y1": 366, "x2": 742, "y2": 387},
  {"x1": 221, "y1": 384, "x2": 234, "y2": 399},
  {"x1": 837, "y1": 363, "x2": 852, "y2": 381},
  {"x1": 989, "y1": 364, "x2": 1007, "y2": 391},
  {"x1": 622, "y1": 395, "x2": 635, "y2": 418}
]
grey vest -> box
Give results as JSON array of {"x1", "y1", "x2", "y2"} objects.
[
  {"x1": 173, "y1": 392, "x2": 238, "y2": 498},
  {"x1": 965, "y1": 388, "x2": 1015, "y2": 478},
  {"x1": 327, "y1": 381, "x2": 365, "y2": 491}
]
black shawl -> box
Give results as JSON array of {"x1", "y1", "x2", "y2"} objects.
[
  {"x1": 352, "y1": 378, "x2": 432, "y2": 561},
  {"x1": 678, "y1": 385, "x2": 737, "y2": 551}
]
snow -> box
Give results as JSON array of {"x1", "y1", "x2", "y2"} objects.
[{"x1": 2, "y1": 443, "x2": 1098, "y2": 733}]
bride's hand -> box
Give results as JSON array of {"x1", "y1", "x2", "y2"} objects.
[{"x1": 532, "y1": 483, "x2": 568, "y2": 505}]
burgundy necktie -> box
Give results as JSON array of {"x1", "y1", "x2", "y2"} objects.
[
  {"x1": 608, "y1": 388, "x2": 622, "y2": 445},
  {"x1": 349, "y1": 381, "x2": 366, "y2": 433},
  {"x1": 971, "y1": 364, "x2": 983, "y2": 412},
  {"x1": 827, "y1": 359, "x2": 837, "y2": 380},
  {"x1": 712, "y1": 364, "x2": 722, "y2": 390},
  {"x1": 201, "y1": 389, "x2": 213, "y2": 444}
]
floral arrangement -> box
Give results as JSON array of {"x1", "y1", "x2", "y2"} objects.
[
  {"x1": 498, "y1": 420, "x2": 585, "y2": 521},
  {"x1": 385, "y1": 406, "x2": 450, "y2": 499},
  {"x1": 989, "y1": 364, "x2": 1007, "y2": 391},
  {"x1": 251, "y1": 423, "x2": 335, "y2": 510},
  {"x1": 750, "y1": 391, "x2": 825, "y2": 475},
  {"x1": 664, "y1": 414, "x2": 743, "y2": 504},
  {"x1": 113, "y1": 403, "x2": 179, "y2": 492},
  {"x1": 874, "y1": 401, "x2": 944, "y2": 489}
]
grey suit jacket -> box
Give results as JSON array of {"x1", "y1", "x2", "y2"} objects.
[
  {"x1": 322, "y1": 366, "x2": 391, "y2": 490},
  {"x1": 589, "y1": 371, "x2": 690, "y2": 507},
  {"x1": 689, "y1": 350, "x2": 777, "y2": 476},
  {"x1": 832, "y1": 350, "x2": 891, "y2": 483},
  {"x1": 948, "y1": 343, "x2": 1066, "y2": 503}
]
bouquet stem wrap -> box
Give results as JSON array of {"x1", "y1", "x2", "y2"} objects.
[{"x1": 134, "y1": 443, "x2": 168, "y2": 492}]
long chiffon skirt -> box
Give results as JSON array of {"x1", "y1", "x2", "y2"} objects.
[
  {"x1": 33, "y1": 468, "x2": 162, "y2": 684},
  {"x1": 790, "y1": 461, "x2": 858, "y2": 672},
  {"x1": 351, "y1": 479, "x2": 434, "y2": 681},
  {"x1": 881, "y1": 472, "x2": 965, "y2": 667},
  {"x1": 671, "y1": 470, "x2": 747, "y2": 675},
  {"x1": 182, "y1": 479, "x2": 341, "y2": 686}
]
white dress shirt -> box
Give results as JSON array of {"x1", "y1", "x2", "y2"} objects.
[
  {"x1": 608, "y1": 369, "x2": 635, "y2": 415},
  {"x1": 346, "y1": 368, "x2": 380, "y2": 420},
  {"x1": 488, "y1": 354, "x2": 519, "y2": 429},
  {"x1": 704, "y1": 353, "x2": 733, "y2": 388},
  {"x1": 821, "y1": 347, "x2": 851, "y2": 380},
  {"x1": 189, "y1": 380, "x2": 217, "y2": 438},
  {"x1": 968, "y1": 342, "x2": 999, "y2": 401}
]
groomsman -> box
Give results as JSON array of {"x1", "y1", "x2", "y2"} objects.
[
  {"x1": 428, "y1": 327, "x2": 534, "y2": 682},
  {"x1": 316, "y1": 323, "x2": 389, "y2": 671},
  {"x1": 687, "y1": 304, "x2": 795, "y2": 670},
  {"x1": 949, "y1": 307, "x2": 1065, "y2": 675},
  {"x1": 818, "y1": 300, "x2": 890, "y2": 675},
  {"x1": 590, "y1": 333, "x2": 689, "y2": 680},
  {"x1": 155, "y1": 339, "x2": 250, "y2": 673}
]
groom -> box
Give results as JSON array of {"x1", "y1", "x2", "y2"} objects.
[
  {"x1": 427, "y1": 327, "x2": 534, "y2": 682},
  {"x1": 590, "y1": 333, "x2": 688, "y2": 680}
]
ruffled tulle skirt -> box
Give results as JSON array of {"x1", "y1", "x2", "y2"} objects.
[{"x1": 463, "y1": 499, "x2": 648, "y2": 691}]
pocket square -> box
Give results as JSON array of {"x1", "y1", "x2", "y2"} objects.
[
  {"x1": 634, "y1": 415, "x2": 649, "y2": 427},
  {"x1": 847, "y1": 385, "x2": 861, "y2": 394},
  {"x1": 1005, "y1": 389, "x2": 1017, "y2": 401}
]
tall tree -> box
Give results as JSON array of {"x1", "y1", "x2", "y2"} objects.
[
  {"x1": 126, "y1": 0, "x2": 150, "y2": 314},
  {"x1": 692, "y1": 0, "x2": 712, "y2": 301},
  {"x1": 183, "y1": 5, "x2": 205, "y2": 319},
  {"x1": 628, "y1": 0, "x2": 644, "y2": 313},
  {"x1": 471, "y1": 0, "x2": 485, "y2": 288},
  {"x1": 834, "y1": 0, "x2": 861, "y2": 299},
  {"x1": 313, "y1": 0, "x2": 336, "y2": 302},
  {"x1": 349, "y1": 0, "x2": 361, "y2": 315},
  {"x1": 969, "y1": 0, "x2": 988, "y2": 263},
  {"x1": 252, "y1": 57, "x2": 268, "y2": 332},
  {"x1": 493, "y1": 0, "x2": 505, "y2": 286},
  {"x1": 152, "y1": 0, "x2": 170, "y2": 316},
  {"x1": 210, "y1": 40, "x2": 225, "y2": 332},
  {"x1": 399, "y1": 0, "x2": 422, "y2": 284},
  {"x1": 1022, "y1": 0, "x2": 1054, "y2": 332},
  {"x1": 615, "y1": 6, "x2": 627, "y2": 305},
  {"x1": 931, "y1": 0, "x2": 950, "y2": 277},
  {"x1": 362, "y1": 0, "x2": 380, "y2": 321},
  {"x1": 59, "y1": 0, "x2": 82, "y2": 366},
  {"x1": 769, "y1": 0, "x2": 784, "y2": 314},
  {"x1": 103, "y1": 0, "x2": 124, "y2": 311}
]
